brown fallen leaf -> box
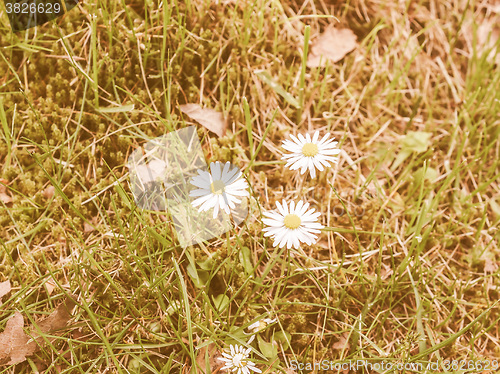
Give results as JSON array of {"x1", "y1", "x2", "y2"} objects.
[
  {"x1": 332, "y1": 332, "x2": 351, "y2": 351},
  {"x1": 194, "y1": 342, "x2": 225, "y2": 374},
  {"x1": 42, "y1": 186, "x2": 55, "y2": 199},
  {"x1": 33, "y1": 296, "x2": 76, "y2": 334},
  {"x1": 43, "y1": 280, "x2": 56, "y2": 296},
  {"x1": 477, "y1": 17, "x2": 500, "y2": 65},
  {"x1": 0, "y1": 192, "x2": 12, "y2": 204},
  {"x1": 0, "y1": 179, "x2": 12, "y2": 204},
  {"x1": 133, "y1": 159, "x2": 168, "y2": 184},
  {"x1": 0, "y1": 295, "x2": 76, "y2": 366},
  {"x1": 180, "y1": 104, "x2": 227, "y2": 137},
  {"x1": 484, "y1": 258, "x2": 498, "y2": 273},
  {"x1": 307, "y1": 26, "x2": 358, "y2": 68},
  {"x1": 83, "y1": 222, "x2": 95, "y2": 233},
  {"x1": 0, "y1": 280, "x2": 11, "y2": 301},
  {"x1": 0, "y1": 179, "x2": 8, "y2": 193},
  {"x1": 0, "y1": 312, "x2": 36, "y2": 365},
  {"x1": 486, "y1": 0, "x2": 500, "y2": 13}
]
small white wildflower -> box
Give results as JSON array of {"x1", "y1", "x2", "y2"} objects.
[
  {"x1": 262, "y1": 200, "x2": 324, "y2": 249},
  {"x1": 189, "y1": 162, "x2": 249, "y2": 219},
  {"x1": 247, "y1": 318, "x2": 277, "y2": 333},
  {"x1": 281, "y1": 131, "x2": 341, "y2": 178},
  {"x1": 218, "y1": 344, "x2": 262, "y2": 374}
]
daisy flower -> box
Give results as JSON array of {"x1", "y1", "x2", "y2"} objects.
[
  {"x1": 218, "y1": 344, "x2": 262, "y2": 374},
  {"x1": 281, "y1": 131, "x2": 341, "y2": 178},
  {"x1": 189, "y1": 162, "x2": 249, "y2": 219},
  {"x1": 262, "y1": 200, "x2": 324, "y2": 249},
  {"x1": 247, "y1": 318, "x2": 277, "y2": 334}
]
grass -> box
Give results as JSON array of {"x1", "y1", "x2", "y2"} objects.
[{"x1": 0, "y1": 0, "x2": 499, "y2": 373}]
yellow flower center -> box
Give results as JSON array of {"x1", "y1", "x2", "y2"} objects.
[
  {"x1": 302, "y1": 142, "x2": 319, "y2": 157},
  {"x1": 233, "y1": 353, "x2": 247, "y2": 367},
  {"x1": 210, "y1": 180, "x2": 225, "y2": 195},
  {"x1": 283, "y1": 214, "x2": 301, "y2": 230}
]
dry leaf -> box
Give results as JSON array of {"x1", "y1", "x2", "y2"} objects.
[
  {"x1": 307, "y1": 27, "x2": 358, "y2": 68},
  {"x1": 44, "y1": 280, "x2": 56, "y2": 296},
  {"x1": 133, "y1": 159, "x2": 168, "y2": 184},
  {"x1": 33, "y1": 296, "x2": 76, "y2": 333},
  {"x1": 83, "y1": 222, "x2": 95, "y2": 233},
  {"x1": 332, "y1": 332, "x2": 351, "y2": 351},
  {"x1": 0, "y1": 281, "x2": 11, "y2": 301},
  {"x1": 0, "y1": 192, "x2": 12, "y2": 204},
  {"x1": 42, "y1": 186, "x2": 55, "y2": 199},
  {"x1": 0, "y1": 312, "x2": 36, "y2": 365},
  {"x1": 180, "y1": 104, "x2": 227, "y2": 137},
  {"x1": 380, "y1": 264, "x2": 393, "y2": 280},
  {"x1": 484, "y1": 258, "x2": 498, "y2": 273},
  {"x1": 0, "y1": 180, "x2": 12, "y2": 204},
  {"x1": 0, "y1": 179, "x2": 8, "y2": 193},
  {"x1": 486, "y1": 0, "x2": 500, "y2": 13},
  {"x1": 194, "y1": 342, "x2": 225, "y2": 374},
  {"x1": 0, "y1": 295, "x2": 76, "y2": 366},
  {"x1": 477, "y1": 17, "x2": 500, "y2": 65}
]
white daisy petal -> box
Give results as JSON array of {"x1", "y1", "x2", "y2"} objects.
[
  {"x1": 281, "y1": 154, "x2": 303, "y2": 162},
  {"x1": 212, "y1": 162, "x2": 222, "y2": 180},
  {"x1": 192, "y1": 194, "x2": 214, "y2": 208},
  {"x1": 248, "y1": 364, "x2": 262, "y2": 373},
  {"x1": 302, "y1": 215, "x2": 322, "y2": 224},
  {"x1": 199, "y1": 195, "x2": 217, "y2": 211},
  {"x1": 266, "y1": 210, "x2": 284, "y2": 219},
  {"x1": 190, "y1": 176, "x2": 210, "y2": 189},
  {"x1": 262, "y1": 218, "x2": 285, "y2": 227},
  {"x1": 309, "y1": 165, "x2": 317, "y2": 178},
  {"x1": 276, "y1": 201, "x2": 286, "y2": 216},
  {"x1": 274, "y1": 228, "x2": 290, "y2": 245},
  {"x1": 190, "y1": 188, "x2": 211, "y2": 197},
  {"x1": 298, "y1": 201, "x2": 310, "y2": 216},
  {"x1": 282, "y1": 200, "x2": 290, "y2": 215},
  {"x1": 303, "y1": 209, "x2": 321, "y2": 219},
  {"x1": 312, "y1": 131, "x2": 319, "y2": 143},
  {"x1": 295, "y1": 200, "x2": 304, "y2": 215},
  {"x1": 282, "y1": 142, "x2": 301, "y2": 152},
  {"x1": 320, "y1": 138, "x2": 337, "y2": 147},
  {"x1": 289, "y1": 134, "x2": 301, "y2": 144},
  {"x1": 321, "y1": 149, "x2": 342, "y2": 155},
  {"x1": 263, "y1": 227, "x2": 285, "y2": 237},
  {"x1": 223, "y1": 165, "x2": 241, "y2": 184},
  {"x1": 312, "y1": 158, "x2": 325, "y2": 171},
  {"x1": 276, "y1": 234, "x2": 288, "y2": 249},
  {"x1": 318, "y1": 132, "x2": 331, "y2": 145},
  {"x1": 316, "y1": 158, "x2": 333, "y2": 168},
  {"x1": 197, "y1": 170, "x2": 212, "y2": 183}
]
